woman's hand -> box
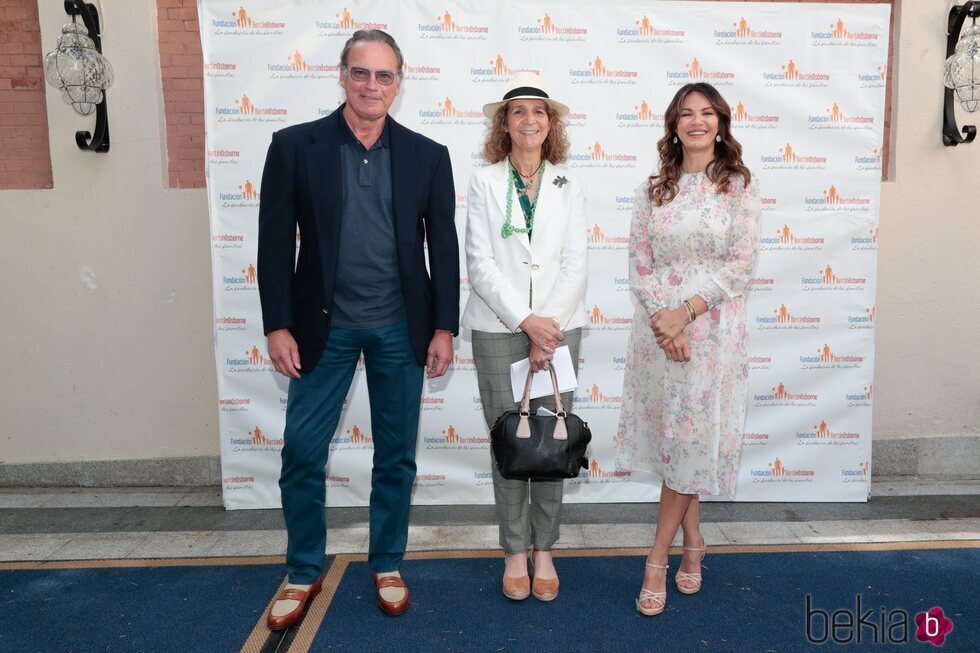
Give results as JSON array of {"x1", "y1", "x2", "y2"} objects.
[
  {"x1": 528, "y1": 342, "x2": 554, "y2": 373},
  {"x1": 662, "y1": 333, "x2": 692, "y2": 363},
  {"x1": 650, "y1": 307, "x2": 689, "y2": 346},
  {"x1": 520, "y1": 315, "x2": 563, "y2": 353}
]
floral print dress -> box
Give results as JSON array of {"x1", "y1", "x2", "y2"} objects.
[{"x1": 615, "y1": 172, "x2": 761, "y2": 498}]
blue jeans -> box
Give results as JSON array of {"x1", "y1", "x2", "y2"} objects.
[{"x1": 279, "y1": 321, "x2": 423, "y2": 583}]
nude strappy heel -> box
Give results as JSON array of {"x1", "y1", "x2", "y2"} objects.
[
  {"x1": 636, "y1": 562, "x2": 668, "y2": 616},
  {"x1": 675, "y1": 537, "x2": 707, "y2": 595}
]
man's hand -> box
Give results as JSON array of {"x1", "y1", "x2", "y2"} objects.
[
  {"x1": 268, "y1": 328, "x2": 302, "y2": 378},
  {"x1": 662, "y1": 333, "x2": 692, "y2": 363},
  {"x1": 426, "y1": 329, "x2": 454, "y2": 378},
  {"x1": 519, "y1": 315, "x2": 564, "y2": 353},
  {"x1": 650, "y1": 307, "x2": 688, "y2": 346}
]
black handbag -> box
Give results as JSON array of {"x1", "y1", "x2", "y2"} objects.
[{"x1": 490, "y1": 365, "x2": 591, "y2": 480}]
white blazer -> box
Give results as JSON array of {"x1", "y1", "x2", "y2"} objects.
[{"x1": 462, "y1": 160, "x2": 588, "y2": 333}]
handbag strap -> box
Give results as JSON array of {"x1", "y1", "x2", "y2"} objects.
[{"x1": 516, "y1": 364, "x2": 568, "y2": 441}]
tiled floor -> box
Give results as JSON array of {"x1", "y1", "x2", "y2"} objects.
[{"x1": 0, "y1": 477, "x2": 977, "y2": 562}]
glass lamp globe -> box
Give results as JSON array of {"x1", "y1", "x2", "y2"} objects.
[
  {"x1": 43, "y1": 20, "x2": 114, "y2": 117},
  {"x1": 944, "y1": 24, "x2": 980, "y2": 113}
]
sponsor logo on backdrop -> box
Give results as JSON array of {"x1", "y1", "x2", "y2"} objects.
[
  {"x1": 760, "y1": 196, "x2": 777, "y2": 212},
  {"x1": 218, "y1": 179, "x2": 260, "y2": 208},
  {"x1": 755, "y1": 382, "x2": 818, "y2": 407},
  {"x1": 212, "y1": 7, "x2": 285, "y2": 35},
  {"x1": 219, "y1": 396, "x2": 250, "y2": 413},
  {"x1": 715, "y1": 16, "x2": 782, "y2": 45},
  {"x1": 616, "y1": 100, "x2": 665, "y2": 128},
  {"x1": 569, "y1": 141, "x2": 638, "y2": 169},
  {"x1": 730, "y1": 101, "x2": 779, "y2": 130},
  {"x1": 749, "y1": 354, "x2": 773, "y2": 371},
  {"x1": 846, "y1": 384, "x2": 874, "y2": 407},
  {"x1": 667, "y1": 57, "x2": 736, "y2": 86},
  {"x1": 858, "y1": 64, "x2": 887, "y2": 88},
  {"x1": 518, "y1": 13, "x2": 588, "y2": 42},
  {"x1": 852, "y1": 227, "x2": 878, "y2": 251},
  {"x1": 226, "y1": 344, "x2": 274, "y2": 373},
  {"x1": 223, "y1": 475, "x2": 255, "y2": 490},
  {"x1": 800, "y1": 343, "x2": 865, "y2": 370},
  {"x1": 573, "y1": 383, "x2": 623, "y2": 409},
  {"x1": 808, "y1": 103, "x2": 875, "y2": 131},
  {"x1": 763, "y1": 59, "x2": 830, "y2": 88},
  {"x1": 472, "y1": 55, "x2": 539, "y2": 82},
  {"x1": 802, "y1": 265, "x2": 868, "y2": 292},
  {"x1": 841, "y1": 460, "x2": 870, "y2": 482},
  {"x1": 326, "y1": 474, "x2": 351, "y2": 487},
  {"x1": 418, "y1": 10, "x2": 489, "y2": 40},
  {"x1": 413, "y1": 471, "x2": 448, "y2": 488},
  {"x1": 751, "y1": 457, "x2": 816, "y2": 483},
  {"x1": 743, "y1": 431, "x2": 770, "y2": 447},
  {"x1": 761, "y1": 144, "x2": 828, "y2": 171},
  {"x1": 856, "y1": 147, "x2": 883, "y2": 172},
  {"x1": 402, "y1": 61, "x2": 441, "y2": 81},
  {"x1": 617, "y1": 15, "x2": 685, "y2": 44},
  {"x1": 796, "y1": 420, "x2": 861, "y2": 446},
  {"x1": 569, "y1": 459, "x2": 632, "y2": 485},
  {"x1": 474, "y1": 471, "x2": 493, "y2": 486},
  {"x1": 230, "y1": 425, "x2": 284, "y2": 451},
  {"x1": 423, "y1": 424, "x2": 490, "y2": 450},
  {"x1": 331, "y1": 424, "x2": 373, "y2": 450},
  {"x1": 268, "y1": 50, "x2": 339, "y2": 79},
  {"x1": 748, "y1": 277, "x2": 775, "y2": 293},
  {"x1": 453, "y1": 353, "x2": 477, "y2": 372},
  {"x1": 848, "y1": 307, "x2": 875, "y2": 330},
  {"x1": 204, "y1": 62, "x2": 237, "y2": 78},
  {"x1": 612, "y1": 355, "x2": 627, "y2": 371},
  {"x1": 215, "y1": 93, "x2": 288, "y2": 124},
  {"x1": 588, "y1": 223, "x2": 629, "y2": 250},
  {"x1": 316, "y1": 100, "x2": 342, "y2": 118},
  {"x1": 616, "y1": 195, "x2": 634, "y2": 212},
  {"x1": 805, "y1": 184, "x2": 872, "y2": 213},
  {"x1": 756, "y1": 305, "x2": 821, "y2": 331},
  {"x1": 564, "y1": 111, "x2": 588, "y2": 128},
  {"x1": 812, "y1": 19, "x2": 880, "y2": 47},
  {"x1": 761, "y1": 225, "x2": 825, "y2": 251},
  {"x1": 215, "y1": 315, "x2": 247, "y2": 332},
  {"x1": 208, "y1": 147, "x2": 240, "y2": 166},
  {"x1": 213, "y1": 233, "x2": 245, "y2": 250},
  {"x1": 421, "y1": 396, "x2": 445, "y2": 412},
  {"x1": 613, "y1": 277, "x2": 630, "y2": 293},
  {"x1": 315, "y1": 8, "x2": 387, "y2": 37},
  {"x1": 584, "y1": 304, "x2": 632, "y2": 331},
  {"x1": 418, "y1": 97, "x2": 483, "y2": 126},
  {"x1": 223, "y1": 263, "x2": 257, "y2": 292},
  {"x1": 569, "y1": 56, "x2": 638, "y2": 85}
]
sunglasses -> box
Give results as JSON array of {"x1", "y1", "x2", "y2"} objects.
[{"x1": 345, "y1": 66, "x2": 398, "y2": 86}]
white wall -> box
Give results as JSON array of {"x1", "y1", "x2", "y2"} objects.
[{"x1": 0, "y1": 0, "x2": 976, "y2": 465}]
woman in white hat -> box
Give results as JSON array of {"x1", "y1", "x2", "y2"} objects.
[{"x1": 462, "y1": 72, "x2": 588, "y2": 602}]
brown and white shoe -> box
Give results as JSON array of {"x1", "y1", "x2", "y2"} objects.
[
  {"x1": 266, "y1": 577, "x2": 323, "y2": 631},
  {"x1": 373, "y1": 572, "x2": 410, "y2": 615}
]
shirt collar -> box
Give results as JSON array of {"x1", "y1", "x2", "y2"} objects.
[{"x1": 338, "y1": 106, "x2": 390, "y2": 150}]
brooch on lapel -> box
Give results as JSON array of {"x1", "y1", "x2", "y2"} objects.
[{"x1": 553, "y1": 175, "x2": 568, "y2": 188}]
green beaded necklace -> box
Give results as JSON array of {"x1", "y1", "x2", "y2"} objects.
[{"x1": 501, "y1": 159, "x2": 546, "y2": 239}]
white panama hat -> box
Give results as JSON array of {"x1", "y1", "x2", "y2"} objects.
[{"x1": 482, "y1": 71, "x2": 570, "y2": 119}]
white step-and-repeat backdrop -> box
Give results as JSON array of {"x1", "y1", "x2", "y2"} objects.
[{"x1": 200, "y1": 0, "x2": 890, "y2": 508}]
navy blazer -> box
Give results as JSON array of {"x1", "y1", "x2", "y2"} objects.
[{"x1": 257, "y1": 107, "x2": 459, "y2": 372}]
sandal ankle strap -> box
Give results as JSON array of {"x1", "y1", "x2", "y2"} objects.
[{"x1": 645, "y1": 562, "x2": 669, "y2": 570}]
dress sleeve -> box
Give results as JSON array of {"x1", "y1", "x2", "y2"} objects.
[
  {"x1": 629, "y1": 186, "x2": 669, "y2": 317},
  {"x1": 696, "y1": 179, "x2": 762, "y2": 309}
]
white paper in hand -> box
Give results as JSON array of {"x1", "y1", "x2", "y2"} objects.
[{"x1": 510, "y1": 345, "x2": 578, "y2": 403}]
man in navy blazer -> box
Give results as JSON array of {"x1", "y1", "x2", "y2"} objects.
[{"x1": 257, "y1": 30, "x2": 458, "y2": 628}]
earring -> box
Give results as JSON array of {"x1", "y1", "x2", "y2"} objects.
[
  {"x1": 715, "y1": 134, "x2": 722, "y2": 142},
  {"x1": 672, "y1": 135, "x2": 678, "y2": 144}
]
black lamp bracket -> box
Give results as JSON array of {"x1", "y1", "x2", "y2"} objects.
[
  {"x1": 64, "y1": 0, "x2": 109, "y2": 152},
  {"x1": 943, "y1": 1, "x2": 980, "y2": 146}
]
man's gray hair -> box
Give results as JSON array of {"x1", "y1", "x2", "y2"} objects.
[{"x1": 339, "y1": 29, "x2": 404, "y2": 76}]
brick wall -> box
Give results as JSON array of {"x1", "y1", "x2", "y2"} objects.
[
  {"x1": 0, "y1": 0, "x2": 52, "y2": 190},
  {"x1": 157, "y1": 0, "x2": 205, "y2": 188}
]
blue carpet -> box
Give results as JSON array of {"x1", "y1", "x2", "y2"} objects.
[
  {"x1": 0, "y1": 563, "x2": 283, "y2": 653},
  {"x1": 314, "y1": 548, "x2": 978, "y2": 653}
]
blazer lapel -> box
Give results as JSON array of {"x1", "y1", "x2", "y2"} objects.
[
  {"x1": 388, "y1": 117, "x2": 417, "y2": 262},
  {"x1": 530, "y1": 164, "x2": 561, "y2": 236},
  {"x1": 487, "y1": 160, "x2": 530, "y2": 253},
  {"x1": 306, "y1": 111, "x2": 343, "y2": 276}
]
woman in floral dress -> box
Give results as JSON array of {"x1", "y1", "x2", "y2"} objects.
[{"x1": 615, "y1": 82, "x2": 761, "y2": 616}]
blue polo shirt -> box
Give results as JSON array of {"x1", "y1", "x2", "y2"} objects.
[{"x1": 331, "y1": 115, "x2": 406, "y2": 329}]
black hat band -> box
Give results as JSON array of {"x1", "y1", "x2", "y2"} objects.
[{"x1": 502, "y1": 86, "x2": 549, "y2": 101}]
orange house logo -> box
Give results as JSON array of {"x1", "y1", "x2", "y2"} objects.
[
  {"x1": 586, "y1": 304, "x2": 631, "y2": 328},
  {"x1": 245, "y1": 344, "x2": 271, "y2": 366},
  {"x1": 569, "y1": 142, "x2": 637, "y2": 168},
  {"x1": 855, "y1": 147, "x2": 883, "y2": 170},
  {"x1": 804, "y1": 184, "x2": 872, "y2": 209},
  {"x1": 587, "y1": 224, "x2": 628, "y2": 248},
  {"x1": 754, "y1": 304, "x2": 821, "y2": 329},
  {"x1": 419, "y1": 98, "x2": 482, "y2": 123},
  {"x1": 213, "y1": 6, "x2": 285, "y2": 32},
  {"x1": 538, "y1": 13, "x2": 556, "y2": 34},
  {"x1": 516, "y1": 13, "x2": 587, "y2": 38},
  {"x1": 616, "y1": 100, "x2": 666, "y2": 126},
  {"x1": 242, "y1": 263, "x2": 257, "y2": 284},
  {"x1": 570, "y1": 57, "x2": 638, "y2": 84},
  {"x1": 799, "y1": 342, "x2": 864, "y2": 367},
  {"x1": 636, "y1": 15, "x2": 654, "y2": 35},
  {"x1": 848, "y1": 306, "x2": 876, "y2": 329},
  {"x1": 666, "y1": 57, "x2": 735, "y2": 85},
  {"x1": 811, "y1": 19, "x2": 881, "y2": 45},
  {"x1": 233, "y1": 6, "x2": 253, "y2": 28},
  {"x1": 618, "y1": 16, "x2": 685, "y2": 41},
  {"x1": 229, "y1": 425, "x2": 283, "y2": 448},
  {"x1": 808, "y1": 102, "x2": 874, "y2": 128},
  {"x1": 336, "y1": 7, "x2": 354, "y2": 29},
  {"x1": 801, "y1": 265, "x2": 867, "y2": 291},
  {"x1": 216, "y1": 93, "x2": 288, "y2": 121},
  {"x1": 762, "y1": 59, "x2": 831, "y2": 84},
  {"x1": 759, "y1": 144, "x2": 828, "y2": 170},
  {"x1": 575, "y1": 459, "x2": 630, "y2": 482},
  {"x1": 578, "y1": 383, "x2": 623, "y2": 406},
  {"x1": 796, "y1": 420, "x2": 861, "y2": 444},
  {"x1": 590, "y1": 141, "x2": 606, "y2": 160},
  {"x1": 240, "y1": 180, "x2": 258, "y2": 200},
  {"x1": 846, "y1": 385, "x2": 874, "y2": 405},
  {"x1": 751, "y1": 458, "x2": 816, "y2": 480},
  {"x1": 418, "y1": 11, "x2": 488, "y2": 38},
  {"x1": 490, "y1": 54, "x2": 509, "y2": 76},
  {"x1": 754, "y1": 382, "x2": 818, "y2": 404},
  {"x1": 715, "y1": 17, "x2": 782, "y2": 41},
  {"x1": 235, "y1": 93, "x2": 255, "y2": 115},
  {"x1": 730, "y1": 101, "x2": 780, "y2": 127},
  {"x1": 423, "y1": 425, "x2": 491, "y2": 448},
  {"x1": 859, "y1": 64, "x2": 887, "y2": 85},
  {"x1": 852, "y1": 226, "x2": 878, "y2": 250},
  {"x1": 842, "y1": 460, "x2": 870, "y2": 481}
]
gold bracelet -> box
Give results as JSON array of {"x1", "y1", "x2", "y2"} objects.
[{"x1": 683, "y1": 300, "x2": 696, "y2": 323}]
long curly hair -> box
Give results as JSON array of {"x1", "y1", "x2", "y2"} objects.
[
  {"x1": 648, "y1": 82, "x2": 751, "y2": 206},
  {"x1": 482, "y1": 102, "x2": 569, "y2": 164}
]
